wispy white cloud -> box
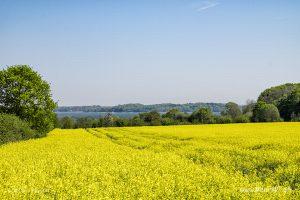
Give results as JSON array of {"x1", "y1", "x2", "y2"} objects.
[{"x1": 196, "y1": 1, "x2": 219, "y2": 12}]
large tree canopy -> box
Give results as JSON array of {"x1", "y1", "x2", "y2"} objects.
[
  {"x1": 221, "y1": 102, "x2": 242, "y2": 119},
  {"x1": 278, "y1": 88, "x2": 300, "y2": 121},
  {"x1": 0, "y1": 65, "x2": 56, "y2": 135},
  {"x1": 252, "y1": 101, "x2": 281, "y2": 122},
  {"x1": 258, "y1": 83, "x2": 300, "y2": 106}
]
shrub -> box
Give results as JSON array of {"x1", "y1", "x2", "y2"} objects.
[
  {"x1": 234, "y1": 115, "x2": 250, "y2": 123},
  {"x1": 75, "y1": 117, "x2": 97, "y2": 128},
  {"x1": 214, "y1": 115, "x2": 233, "y2": 124},
  {"x1": 60, "y1": 116, "x2": 75, "y2": 129},
  {"x1": 252, "y1": 101, "x2": 281, "y2": 122},
  {"x1": 114, "y1": 118, "x2": 129, "y2": 127},
  {"x1": 0, "y1": 113, "x2": 35, "y2": 144},
  {"x1": 161, "y1": 118, "x2": 178, "y2": 126}
]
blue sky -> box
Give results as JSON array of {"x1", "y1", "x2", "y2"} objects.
[{"x1": 0, "y1": 0, "x2": 299, "y2": 106}]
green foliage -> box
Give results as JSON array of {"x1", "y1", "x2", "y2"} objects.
[
  {"x1": 221, "y1": 102, "x2": 242, "y2": 119},
  {"x1": 278, "y1": 88, "x2": 300, "y2": 121},
  {"x1": 189, "y1": 108, "x2": 214, "y2": 124},
  {"x1": 214, "y1": 115, "x2": 233, "y2": 124},
  {"x1": 161, "y1": 118, "x2": 178, "y2": 126},
  {"x1": 57, "y1": 102, "x2": 226, "y2": 113},
  {"x1": 291, "y1": 113, "x2": 300, "y2": 122},
  {"x1": 252, "y1": 101, "x2": 281, "y2": 122},
  {"x1": 162, "y1": 109, "x2": 180, "y2": 119},
  {"x1": 0, "y1": 113, "x2": 35, "y2": 144},
  {"x1": 59, "y1": 82, "x2": 300, "y2": 128},
  {"x1": 162, "y1": 109, "x2": 188, "y2": 123},
  {"x1": 0, "y1": 65, "x2": 57, "y2": 135},
  {"x1": 53, "y1": 114, "x2": 61, "y2": 128},
  {"x1": 54, "y1": 82, "x2": 300, "y2": 128},
  {"x1": 258, "y1": 83, "x2": 300, "y2": 106},
  {"x1": 174, "y1": 113, "x2": 189, "y2": 122},
  {"x1": 234, "y1": 115, "x2": 251, "y2": 123},
  {"x1": 129, "y1": 116, "x2": 145, "y2": 126},
  {"x1": 60, "y1": 116, "x2": 75, "y2": 129},
  {"x1": 114, "y1": 118, "x2": 129, "y2": 127},
  {"x1": 75, "y1": 117, "x2": 97, "y2": 128},
  {"x1": 257, "y1": 83, "x2": 300, "y2": 121},
  {"x1": 139, "y1": 111, "x2": 161, "y2": 126},
  {"x1": 242, "y1": 100, "x2": 256, "y2": 117}
]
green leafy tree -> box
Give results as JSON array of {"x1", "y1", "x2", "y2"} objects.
[
  {"x1": 214, "y1": 115, "x2": 233, "y2": 124},
  {"x1": 60, "y1": 116, "x2": 74, "y2": 129},
  {"x1": 129, "y1": 116, "x2": 144, "y2": 126},
  {"x1": 252, "y1": 101, "x2": 281, "y2": 122},
  {"x1": 161, "y1": 117, "x2": 177, "y2": 126},
  {"x1": 97, "y1": 118, "x2": 105, "y2": 127},
  {"x1": 53, "y1": 114, "x2": 61, "y2": 128},
  {"x1": 114, "y1": 118, "x2": 129, "y2": 127},
  {"x1": 75, "y1": 117, "x2": 96, "y2": 128},
  {"x1": 291, "y1": 113, "x2": 300, "y2": 122},
  {"x1": 189, "y1": 108, "x2": 214, "y2": 124},
  {"x1": 258, "y1": 83, "x2": 300, "y2": 106},
  {"x1": 0, "y1": 65, "x2": 57, "y2": 135},
  {"x1": 242, "y1": 100, "x2": 256, "y2": 117},
  {"x1": 162, "y1": 109, "x2": 188, "y2": 123},
  {"x1": 162, "y1": 109, "x2": 180, "y2": 119},
  {"x1": 278, "y1": 88, "x2": 300, "y2": 121},
  {"x1": 221, "y1": 102, "x2": 242, "y2": 119},
  {"x1": 234, "y1": 115, "x2": 250, "y2": 123},
  {"x1": 139, "y1": 111, "x2": 161, "y2": 126}
]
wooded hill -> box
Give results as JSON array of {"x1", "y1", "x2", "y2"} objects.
[{"x1": 56, "y1": 103, "x2": 226, "y2": 113}]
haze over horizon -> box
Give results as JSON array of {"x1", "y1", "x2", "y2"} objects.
[{"x1": 1, "y1": 0, "x2": 299, "y2": 106}]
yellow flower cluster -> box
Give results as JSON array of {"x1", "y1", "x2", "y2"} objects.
[{"x1": 0, "y1": 123, "x2": 299, "y2": 199}]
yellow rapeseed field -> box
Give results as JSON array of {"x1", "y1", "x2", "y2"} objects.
[{"x1": 0, "y1": 123, "x2": 299, "y2": 199}]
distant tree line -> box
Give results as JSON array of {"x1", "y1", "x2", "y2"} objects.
[
  {"x1": 57, "y1": 83, "x2": 300, "y2": 129},
  {"x1": 57, "y1": 104, "x2": 248, "y2": 129},
  {"x1": 1, "y1": 65, "x2": 299, "y2": 144},
  {"x1": 56, "y1": 102, "x2": 225, "y2": 113}
]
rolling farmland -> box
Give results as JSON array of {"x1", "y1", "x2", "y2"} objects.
[{"x1": 0, "y1": 123, "x2": 299, "y2": 199}]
